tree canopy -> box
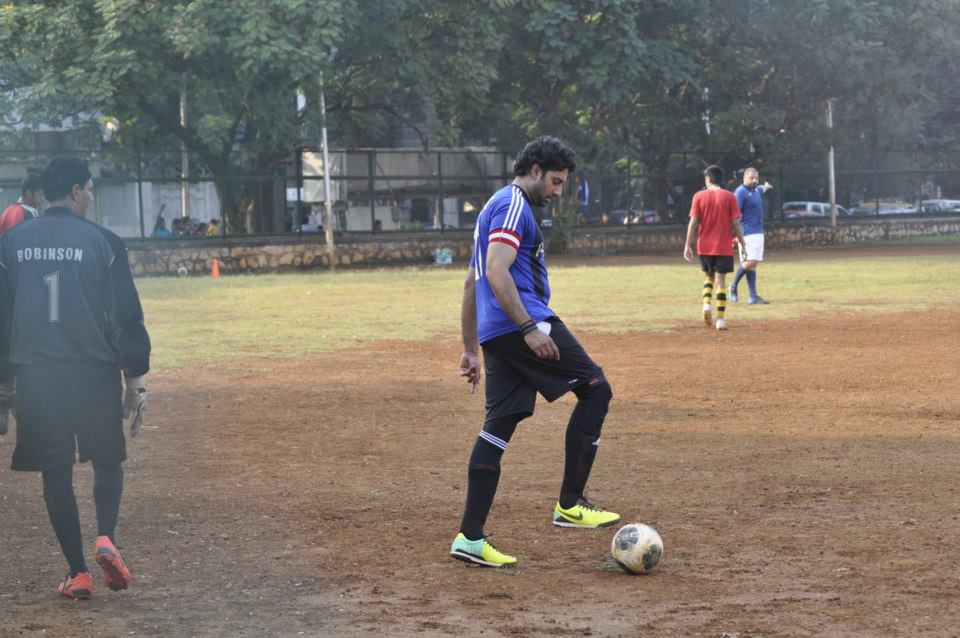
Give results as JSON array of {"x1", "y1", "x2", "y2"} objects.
[{"x1": 2, "y1": 0, "x2": 959, "y2": 227}]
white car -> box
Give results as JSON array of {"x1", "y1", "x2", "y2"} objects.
[
  {"x1": 781, "y1": 201, "x2": 852, "y2": 219},
  {"x1": 920, "y1": 199, "x2": 960, "y2": 214},
  {"x1": 851, "y1": 201, "x2": 918, "y2": 215}
]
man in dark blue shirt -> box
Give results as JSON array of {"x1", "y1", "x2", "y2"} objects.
[
  {"x1": 0, "y1": 156, "x2": 151, "y2": 600},
  {"x1": 731, "y1": 167, "x2": 773, "y2": 304}
]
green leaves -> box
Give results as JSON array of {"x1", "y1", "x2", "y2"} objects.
[{"x1": 2, "y1": 0, "x2": 958, "y2": 227}]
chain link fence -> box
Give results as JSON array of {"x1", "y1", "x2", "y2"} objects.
[{"x1": 2, "y1": 149, "x2": 959, "y2": 239}]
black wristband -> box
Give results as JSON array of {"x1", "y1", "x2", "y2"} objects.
[{"x1": 519, "y1": 320, "x2": 537, "y2": 336}]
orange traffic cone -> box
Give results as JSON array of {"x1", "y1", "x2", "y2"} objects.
[{"x1": 211, "y1": 258, "x2": 221, "y2": 278}]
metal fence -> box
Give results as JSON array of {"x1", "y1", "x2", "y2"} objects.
[{"x1": 2, "y1": 148, "x2": 959, "y2": 239}]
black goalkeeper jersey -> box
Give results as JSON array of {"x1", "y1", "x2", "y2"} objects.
[{"x1": 0, "y1": 207, "x2": 150, "y2": 375}]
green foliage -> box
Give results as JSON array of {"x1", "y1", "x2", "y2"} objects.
[
  {"x1": 329, "y1": 1, "x2": 504, "y2": 147},
  {"x1": 3, "y1": 0, "x2": 960, "y2": 224},
  {"x1": 398, "y1": 220, "x2": 425, "y2": 231},
  {"x1": 545, "y1": 171, "x2": 583, "y2": 254},
  {"x1": 1, "y1": 0, "x2": 347, "y2": 231}
]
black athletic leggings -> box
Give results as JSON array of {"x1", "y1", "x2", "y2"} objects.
[{"x1": 42, "y1": 461, "x2": 123, "y2": 577}]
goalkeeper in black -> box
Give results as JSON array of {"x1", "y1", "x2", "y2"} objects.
[{"x1": 0, "y1": 156, "x2": 151, "y2": 600}]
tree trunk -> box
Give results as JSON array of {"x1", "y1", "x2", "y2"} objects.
[
  {"x1": 648, "y1": 172, "x2": 673, "y2": 221},
  {"x1": 641, "y1": 138, "x2": 683, "y2": 223},
  {"x1": 212, "y1": 176, "x2": 245, "y2": 234},
  {"x1": 208, "y1": 150, "x2": 282, "y2": 235}
]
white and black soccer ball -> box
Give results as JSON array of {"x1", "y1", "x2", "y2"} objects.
[
  {"x1": 176, "y1": 265, "x2": 189, "y2": 277},
  {"x1": 610, "y1": 523, "x2": 663, "y2": 574}
]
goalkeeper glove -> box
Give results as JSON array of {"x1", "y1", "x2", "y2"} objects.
[
  {"x1": 123, "y1": 375, "x2": 147, "y2": 438},
  {"x1": 0, "y1": 380, "x2": 12, "y2": 436}
]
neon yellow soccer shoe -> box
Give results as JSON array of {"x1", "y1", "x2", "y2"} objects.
[
  {"x1": 553, "y1": 498, "x2": 621, "y2": 529},
  {"x1": 450, "y1": 533, "x2": 517, "y2": 568}
]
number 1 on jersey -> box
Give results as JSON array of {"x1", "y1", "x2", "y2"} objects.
[{"x1": 43, "y1": 271, "x2": 60, "y2": 323}]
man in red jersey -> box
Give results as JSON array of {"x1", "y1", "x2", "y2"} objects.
[
  {"x1": 0, "y1": 174, "x2": 45, "y2": 236},
  {"x1": 682, "y1": 165, "x2": 746, "y2": 331}
]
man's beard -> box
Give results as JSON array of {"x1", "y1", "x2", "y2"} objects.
[{"x1": 533, "y1": 183, "x2": 549, "y2": 207}]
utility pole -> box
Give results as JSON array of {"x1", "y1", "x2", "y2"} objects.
[
  {"x1": 180, "y1": 76, "x2": 189, "y2": 220},
  {"x1": 319, "y1": 70, "x2": 335, "y2": 270},
  {"x1": 702, "y1": 87, "x2": 712, "y2": 136},
  {"x1": 827, "y1": 98, "x2": 838, "y2": 240}
]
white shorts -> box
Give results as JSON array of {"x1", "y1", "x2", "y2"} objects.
[{"x1": 739, "y1": 233, "x2": 764, "y2": 262}]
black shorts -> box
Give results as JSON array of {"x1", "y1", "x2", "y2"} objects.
[
  {"x1": 699, "y1": 254, "x2": 735, "y2": 274},
  {"x1": 11, "y1": 361, "x2": 125, "y2": 472},
  {"x1": 481, "y1": 318, "x2": 605, "y2": 420}
]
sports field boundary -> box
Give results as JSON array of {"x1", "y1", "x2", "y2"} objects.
[{"x1": 124, "y1": 216, "x2": 960, "y2": 276}]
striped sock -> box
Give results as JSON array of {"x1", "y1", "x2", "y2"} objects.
[
  {"x1": 702, "y1": 278, "x2": 713, "y2": 309},
  {"x1": 460, "y1": 416, "x2": 519, "y2": 541},
  {"x1": 716, "y1": 287, "x2": 727, "y2": 319}
]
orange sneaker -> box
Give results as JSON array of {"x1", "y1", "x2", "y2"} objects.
[
  {"x1": 58, "y1": 571, "x2": 94, "y2": 599},
  {"x1": 94, "y1": 535, "x2": 132, "y2": 591}
]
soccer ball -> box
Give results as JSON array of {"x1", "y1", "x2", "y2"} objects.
[
  {"x1": 610, "y1": 523, "x2": 663, "y2": 574},
  {"x1": 176, "y1": 265, "x2": 189, "y2": 277}
]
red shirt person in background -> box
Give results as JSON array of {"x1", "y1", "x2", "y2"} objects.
[
  {"x1": 0, "y1": 174, "x2": 45, "y2": 236},
  {"x1": 683, "y1": 165, "x2": 747, "y2": 331}
]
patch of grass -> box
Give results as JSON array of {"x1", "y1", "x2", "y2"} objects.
[
  {"x1": 139, "y1": 255, "x2": 960, "y2": 370},
  {"x1": 891, "y1": 234, "x2": 960, "y2": 245},
  {"x1": 552, "y1": 255, "x2": 960, "y2": 332},
  {"x1": 138, "y1": 269, "x2": 462, "y2": 368}
]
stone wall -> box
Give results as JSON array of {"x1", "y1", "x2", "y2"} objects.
[
  {"x1": 126, "y1": 234, "x2": 475, "y2": 276},
  {"x1": 768, "y1": 216, "x2": 960, "y2": 247},
  {"x1": 126, "y1": 217, "x2": 960, "y2": 275}
]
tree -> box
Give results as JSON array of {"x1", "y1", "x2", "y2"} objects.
[
  {"x1": 698, "y1": 0, "x2": 960, "y2": 208},
  {"x1": 5, "y1": 0, "x2": 960, "y2": 233},
  {"x1": 1, "y1": 0, "x2": 346, "y2": 233},
  {"x1": 328, "y1": 1, "x2": 505, "y2": 149},
  {"x1": 452, "y1": 0, "x2": 703, "y2": 226}
]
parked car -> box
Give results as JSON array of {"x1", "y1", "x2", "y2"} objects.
[
  {"x1": 850, "y1": 200, "x2": 918, "y2": 215},
  {"x1": 781, "y1": 201, "x2": 852, "y2": 219},
  {"x1": 609, "y1": 209, "x2": 659, "y2": 224},
  {"x1": 920, "y1": 199, "x2": 960, "y2": 214}
]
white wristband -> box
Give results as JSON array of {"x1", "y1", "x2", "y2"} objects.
[{"x1": 125, "y1": 375, "x2": 146, "y2": 389}]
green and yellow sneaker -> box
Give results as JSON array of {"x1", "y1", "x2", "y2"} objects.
[
  {"x1": 553, "y1": 498, "x2": 620, "y2": 529},
  {"x1": 449, "y1": 533, "x2": 517, "y2": 568}
]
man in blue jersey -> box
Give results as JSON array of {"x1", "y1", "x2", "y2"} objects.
[
  {"x1": 449, "y1": 136, "x2": 619, "y2": 569},
  {"x1": 730, "y1": 167, "x2": 773, "y2": 304}
]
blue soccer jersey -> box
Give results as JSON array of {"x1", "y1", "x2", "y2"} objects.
[
  {"x1": 734, "y1": 184, "x2": 765, "y2": 235},
  {"x1": 470, "y1": 184, "x2": 553, "y2": 344}
]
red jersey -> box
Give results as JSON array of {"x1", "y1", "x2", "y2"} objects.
[
  {"x1": 0, "y1": 202, "x2": 38, "y2": 236},
  {"x1": 689, "y1": 188, "x2": 740, "y2": 256}
]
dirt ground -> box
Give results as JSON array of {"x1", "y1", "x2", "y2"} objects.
[{"x1": 2, "y1": 245, "x2": 960, "y2": 637}]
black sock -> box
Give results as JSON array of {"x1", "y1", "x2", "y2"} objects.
[
  {"x1": 42, "y1": 467, "x2": 87, "y2": 577},
  {"x1": 459, "y1": 415, "x2": 520, "y2": 541},
  {"x1": 559, "y1": 379, "x2": 613, "y2": 509},
  {"x1": 93, "y1": 461, "x2": 124, "y2": 542}
]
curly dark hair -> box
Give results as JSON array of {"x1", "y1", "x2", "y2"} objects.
[{"x1": 513, "y1": 136, "x2": 576, "y2": 177}]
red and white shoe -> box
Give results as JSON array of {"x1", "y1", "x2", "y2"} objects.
[
  {"x1": 94, "y1": 535, "x2": 132, "y2": 591},
  {"x1": 58, "y1": 571, "x2": 94, "y2": 599}
]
